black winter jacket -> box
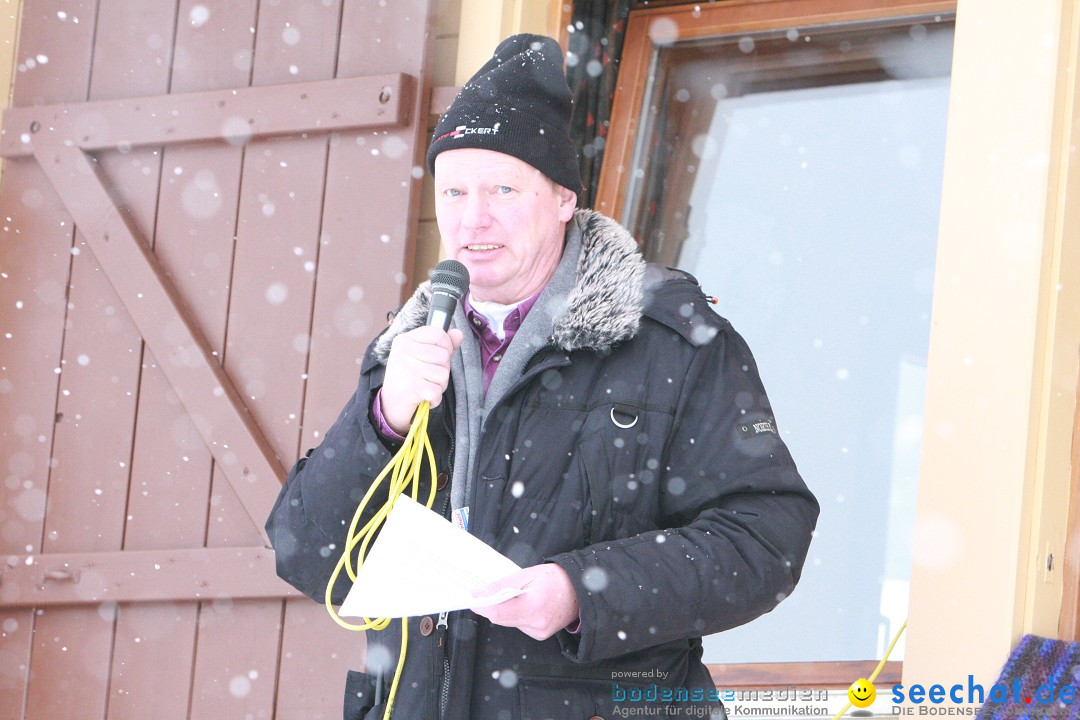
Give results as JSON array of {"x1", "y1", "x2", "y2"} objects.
[{"x1": 266, "y1": 210, "x2": 819, "y2": 720}]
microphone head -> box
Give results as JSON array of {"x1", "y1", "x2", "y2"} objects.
[{"x1": 429, "y1": 259, "x2": 470, "y2": 300}]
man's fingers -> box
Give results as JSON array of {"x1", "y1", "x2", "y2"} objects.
[
  {"x1": 391, "y1": 337, "x2": 454, "y2": 366},
  {"x1": 404, "y1": 325, "x2": 461, "y2": 353},
  {"x1": 469, "y1": 571, "x2": 525, "y2": 619},
  {"x1": 471, "y1": 595, "x2": 525, "y2": 625},
  {"x1": 381, "y1": 324, "x2": 464, "y2": 423},
  {"x1": 448, "y1": 328, "x2": 465, "y2": 351},
  {"x1": 467, "y1": 564, "x2": 579, "y2": 642}
]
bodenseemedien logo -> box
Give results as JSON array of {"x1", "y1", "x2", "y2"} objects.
[{"x1": 610, "y1": 683, "x2": 833, "y2": 717}]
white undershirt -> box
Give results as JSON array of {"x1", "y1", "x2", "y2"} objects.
[{"x1": 468, "y1": 295, "x2": 527, "y2": 341}]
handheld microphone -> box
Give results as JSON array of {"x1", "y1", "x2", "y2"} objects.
[{"x1": 426, "y1": 259, "x2": 470, "y2": 331}]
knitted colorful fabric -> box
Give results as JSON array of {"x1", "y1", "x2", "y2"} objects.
[{"x1": 976, "y1": 634, "x2": 1080, "y2": 719}]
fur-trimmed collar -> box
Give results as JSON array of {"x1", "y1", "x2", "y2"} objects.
[{"x1": 373, "y1": 209, "x2": 645, "y2": 361}]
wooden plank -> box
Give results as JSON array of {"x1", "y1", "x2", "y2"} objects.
[
  {"x1": 26, "y1": 237, "x2": 140, "y2": 720},
  {"x1": 0, "y1": 547, "x2": 298, "y2": 605},
  {"x1": 9, "y1": 0, "x2": 96, "y2": 107},
  {"x1": 128, "y1": 0, "x2": 259, "y2": 557},
  {"x1": 0, "y1": 607, "x2": 32, "y2": 716},
  {"x1": 110, "y1": 4, "x2": 261, "y2": 719},
  {"x1": 1, "y1": 74, "x2": 412, "y2": 158},
  {"x1": 6, "y1": 3, "x2": 99, "y2": 720},
  {"x1": 191, "y1": 3, "x2": 345, "y2": 719},
  {"x1": 0, "y1": 152, "x2": 74, "y2": 720},
  {"x1": 41, "y1": 3, "x2": 172, "y2": 559},
  {"x1": 25, "y1": 2, "x2": 177, "y2": 716},
  {"x1": 32, "y1": 145, "x2": 285, "y2": 545},
  {"x1": 303, "y1": 0, "x2": 434, "y2": 454},
  {"x1": 27, "y1": 606, "x2": 116, "y2": 719},
  {"x1": 24, "y1": 2, "x2": 168, "y2": 717},
  {"x1": 222, "y1": 140, "x2": 329, "y2": 465},
  {"x1": 0, "y1": 2, "x2": 97, "y2": 717},
  {"x1": 275, "y1": 5, "x2": 436, "y2": 714},
  {"x1": 274, "y1": 598, "x2": 366, "y2": 720},
  {"x1": 0, "y1": 5, "x2": 99, "y2": 720},
  {"x1": 170, "y1": 0, "x2": 262, "y2": 94},
  {"x1": 108, "y1": 602, "x2": 198, "y2": 719},
  {"x1": 202, "y1": 0, "x2": 345, "y2": 550},
  {"x1": 188, "y1": 598, "x2": 283, "y2": 719}
]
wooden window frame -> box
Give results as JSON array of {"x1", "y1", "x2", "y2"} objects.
[
  {"x1": 596, "y1": 0, "x2": 956, "y2": 220},
  {"x1": 1062, "y1": 377, "x2": 1080, "y2": 641},
  {"x1": 595, "y1": 0, "x2": 956, "y2": 688}
]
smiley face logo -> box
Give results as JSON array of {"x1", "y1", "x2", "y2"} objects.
[{"x1": 847, "y1": 678, "x2": 876, "y2": 708}]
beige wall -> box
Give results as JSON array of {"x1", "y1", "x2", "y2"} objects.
[
  {"x1": 905, "y1": 0, "x2": 1079, "y2": 690},
  {"x1": 413, "y1": 0, "x2": 464, "y2": 284},
  {"x1": 454, "y1": 0, "x2": 563, "y2": 83}
]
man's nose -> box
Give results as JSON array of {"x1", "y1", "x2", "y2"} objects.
[{"x1": 461, "y1": 192, "x2": 491, "y2": 229}]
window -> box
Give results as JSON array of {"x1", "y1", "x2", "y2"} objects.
[{"x1": 599, "y1": 0, "x2": 955, "y2": 677}]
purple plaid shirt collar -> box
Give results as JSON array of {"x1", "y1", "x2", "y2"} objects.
[{"x1": 462, "y1": 291, "x2": 540, "y2": 393}]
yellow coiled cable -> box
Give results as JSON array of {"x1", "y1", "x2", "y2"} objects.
[
  {"x1": 324, "y1": 400, "x2": 438, "y2": 720},
  {"x1": 322, "y1": 396, "x2": 902, "y2": 720}
]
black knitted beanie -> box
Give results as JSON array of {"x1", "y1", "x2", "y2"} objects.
[{"x1": 426, "y1": 34, "x2": 583, "y2": 193}]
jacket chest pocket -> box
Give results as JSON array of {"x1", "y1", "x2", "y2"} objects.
[{"x1": 578, "y1": 405, "x2": 672, "y2": 543}]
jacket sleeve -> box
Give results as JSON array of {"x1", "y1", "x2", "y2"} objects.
[
  {"x1": 547, "y1": 323, "x2": 819, "y2": 663},
  {"x1": 265, "y1": 361, "x2": 400, "y2": 604}
]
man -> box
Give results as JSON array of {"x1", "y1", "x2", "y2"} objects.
[{"x1": 267, "y1": 33, "x2": 819, "y2": 720}]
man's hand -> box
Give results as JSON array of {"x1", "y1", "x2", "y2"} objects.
[
  {"x1": 471, "y1": 563, "x2": 580, "y2": 641},
  {"x1": 381, "y1": 325, "x2": 464, "y2": 434}
]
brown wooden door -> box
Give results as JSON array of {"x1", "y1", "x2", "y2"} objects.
[{"x1": 0, "y1": 1, "x2": 434, "y2": 717}]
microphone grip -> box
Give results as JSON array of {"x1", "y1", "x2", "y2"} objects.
[{"x1": 426, "y1": 289, "x2": 459, "y2": 331}]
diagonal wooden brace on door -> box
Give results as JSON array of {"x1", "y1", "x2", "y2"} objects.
[
  {"x1": 34, "y1": 144, "x2": 287, "y2": 547},
  {"x1": 4, "y1": 75, "x2": 416, "y2": 547}
]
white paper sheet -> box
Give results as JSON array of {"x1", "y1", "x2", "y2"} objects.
[{"x1": 338, "y1": 494, "x2": 522, "y2": 619}]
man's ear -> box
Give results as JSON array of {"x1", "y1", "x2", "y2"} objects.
[{"x1": 557, "y1": 185, "x2": 577, "y2": 221}]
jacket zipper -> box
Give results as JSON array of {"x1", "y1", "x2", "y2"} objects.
[
  {"x1": 438, "y1": 396, "x2": 455, "y2": 520},
  {"x1": 437, "y1": 610, "x2": 450, "y2": 717},
  {"x1": 437, "y1": 406, "x2": 452, "y2": 718},
  {"x1": 431, "y1": 347, "x2": 563, "y2": 718},
  {"x1": 442, "y1": 396, "x2": 455, "y2": 491}
]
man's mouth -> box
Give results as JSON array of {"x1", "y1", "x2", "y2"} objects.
[{"x1": 465, "y1": 244, "x2": 502, "y2": 251}]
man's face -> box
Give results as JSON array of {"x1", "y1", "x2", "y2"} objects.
[{"x1": 434, "y1": 148, "x2": 576, "y2": 304}]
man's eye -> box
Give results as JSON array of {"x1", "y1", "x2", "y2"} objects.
[
  {"x1": 443, "y1": 188, "x2": 462, "y2": 197},
  {"x1": 495, "y1": 186, "x2": 513, "y2": 194}
]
